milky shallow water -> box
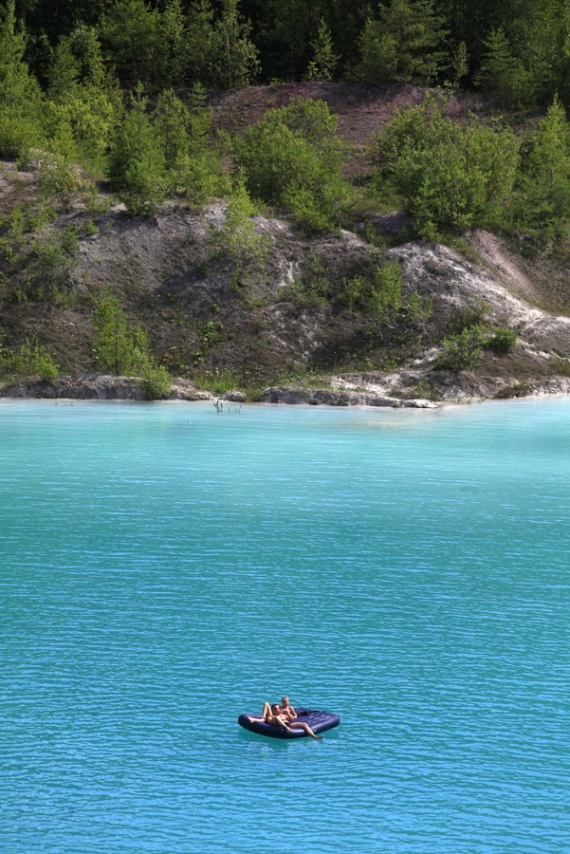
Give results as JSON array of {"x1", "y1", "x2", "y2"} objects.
[{"x1": 1, "y1": 398, "x2": 569, "y2": 853}]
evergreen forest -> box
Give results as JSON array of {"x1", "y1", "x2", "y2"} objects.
[{"x1": 2, "y1": 0, "x2": 570, "y2": 236}]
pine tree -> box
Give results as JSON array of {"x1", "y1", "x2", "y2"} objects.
[
  {"x1": 161, "y1": 0, "x2": 187, "y2": 86},
  {"x1": 355, "y1": 17, "x2": 397, "y2": 83},
  {"x1": 517, "y1": 95, "x2": 570, "y2": 232},
  {"x1": 45, "y1": 27, "x2": 123, "y2": 171},
  {"x1": 47, "y1": 37, "x2": 80, "y2": 101},
  {"x1": 176, "y1": 81, "x2": 226, "y2": 206},
  {"x1": 475, "y1": 27, "x2": 534, "y2": 108},
  {"x1": 153, "y1": 89, "x2": 191, "y2": 173},
  {"x1": 109, "y1": 85, "x2": 166, "y2": 215},
  {"x1": 355, "y1": 0, "x2": 449, "y2": 84},
  {"x1": 188, "y1": 81, "x2": 213, "y2": 142},
  {"x1": 185, "y1": 0, "x2": 217, "y2": 85},
  {"x1": 215, "y1": 174, "x2": 269, "y2": 277},
  {"x1": 212, "y1": 0, "x2": 260, "y2": 89},
  {"x1": 100, "y1": 0, "x2": 163, "y2": 88},
  {"x1": 0, "y1": 0, "x2": 44, "y2": 159},
  {"x1": 265, "y1": 0, "x2": 312, "y2": 81},
  {"x1": 306, "y1": 18, "x2": 339, "y2": 81},
  {"x1": 452, "y1": 41, "x2": 469, "y2": 88}
]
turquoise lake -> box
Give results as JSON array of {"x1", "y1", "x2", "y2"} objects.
[{"x1": 1, "y1": 397, "x2": 569, "y2": 853}]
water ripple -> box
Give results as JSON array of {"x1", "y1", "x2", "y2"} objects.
[{"x1": 1, "y1": 400, "x2": 570, "y2": 853}]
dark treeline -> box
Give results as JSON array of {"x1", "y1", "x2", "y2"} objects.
[
  {"x1": 2, "y1": 0, "x2": 570, "y2": 246},
  {"x1": 7, "y1": 0, "x2": 570, "y2": 105}
]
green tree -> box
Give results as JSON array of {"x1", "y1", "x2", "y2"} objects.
[
  {"x1": 0, "y1": 0, "x2": 44, "y2": 159},
  {"x1": 151, "y1": 87, "x2": 226, "y2": 203},
  {"x1": 108, "y1": 85, "x2": 166, "y2": 215},
  {"x1": 185, "y1": 0, "x2": 217, "y2": 84},
  {"x1": 93, "y1": 292, "x2": 171, "y2": 397},
  {"x1": 100, "y1": 0, "x2": 164, "y2": 88},
  {"x1": 475, "y1": 27, "x2": 534, "y2": 108},
  {"x1": 178, "y1": 149, "x2": 226, "y2": 206},
  {"x1": 188, "y1": 81, "x2": 214, "y2": 142},
  {"x1": 355, "y1": 0, "x2": 449, "y2": 84},
  {"x1": 47, "y1": 34, "x2": 80, "y2": 101},
  {"x1": 306, "y1": 18, "x2": 339, "y2": 81},
  {"x1": 160, "y1": 0, "x2": 188, "y2": 86},
  {"x1": 152, "y1": 89, "x2": 191, "y2": 173},
  {"x1": 373, "y1": 99, "x2": 520, "y2": 236},
  {"x1": 236, "y1": 98, "x2": 352, "y2": 232},
  {"x1": 212, "y1": 0, "x2": 260, "y2": 89},
  {"x1": 516, "y1": 95, "x2": 570, "y2": 235},
  {"x1": 214, "y1": 175, "x2": 270, "y2": 278},
  {"x1": 451, "y1": 40, "x2": 469, "y2": 88},
  {"x1": 263, "y1": 0, "x2": 313, "y2": 81},
  {"x1": 45, "y1": 26, "x2": 123, "y2": 171}
]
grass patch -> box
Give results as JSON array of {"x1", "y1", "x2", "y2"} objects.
[
  {"x1": 192, "y1": 368, "x2": 242, "y2": 395},
  {"x1": 494, "y1": 382, "x2": 535, "y2": 398}
]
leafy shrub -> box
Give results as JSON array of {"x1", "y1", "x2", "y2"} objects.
[
  {"x1": 93, "y1": 292, "x2": 171, "y2": 400},
  {"x1": 37, "y1": 154, "x2": 87, "y2": 211},
  {"x1": 1, "y1": 339, "x2": 59, "y2": 380},
  {"x1": 194, "y1": 368, "x2": 241, "y2": 395},
  {"x1": 369, "y1": 262, "x2": 404, "y2": 322},
  {"x1": 447, "y1": 300, "x2": 489, "y2": 334},
  {"x1": 494, "y1": 382, "x2": 534, "y2": 399},
  {"x1": 316, "y1": 259, "x2": 431, "y2": 331},
  {"x1": 212, "y1": 177, "x2": 270, "y2": 276},
  {"x1": 372, "y1": 98, "x2": 520, "y2": 236},
  {"x1": 436, "y1": 325, "x2": 488, "y2": 371},
  {"x1": 0, "y1": 116, "x2": 42, "y2": 161},
  {"x1": 236, "y1": 98, "x2": 352, "y2": 233},
  {"x1": 486, "y1": 326, "x2": 517, "y2": 354},
  {"x1": 141, "y1": 364, "x2": 171, "y2": 399}
]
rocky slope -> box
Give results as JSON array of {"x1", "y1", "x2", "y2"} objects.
[{"x1": 2, "y1": 83, "x2": 570, "y2": 405}]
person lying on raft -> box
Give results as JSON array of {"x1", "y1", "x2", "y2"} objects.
[
  {"x1": 250, "y1": 698, "x2": 295, "y2": 722},
  {"x1": 247, "y1": 703, "x2": 322, "y2": 739}
]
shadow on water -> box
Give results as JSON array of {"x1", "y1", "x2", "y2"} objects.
[
  {"x1": 236, "y1": 726, "x2": 341, "y2": 749},
  {"x1": 237, "y1": 728, "x2": 291, "y2": 748}
]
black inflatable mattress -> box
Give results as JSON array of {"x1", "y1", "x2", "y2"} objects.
[{"x1": 238, "y1": 707, "x2": 340, "y2": 738}]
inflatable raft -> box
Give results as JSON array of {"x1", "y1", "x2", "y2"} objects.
[{"x1": 238, "y1": 707, "x2": 340, "y2": 739}]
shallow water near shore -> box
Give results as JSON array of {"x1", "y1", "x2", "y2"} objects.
[{"x1": 1, "y1": 397, "x2": 569, "y2": 853}]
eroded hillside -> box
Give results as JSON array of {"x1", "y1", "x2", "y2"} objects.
[{"x1": 2, "y1": 83, "x2": 570, "y2": 404}]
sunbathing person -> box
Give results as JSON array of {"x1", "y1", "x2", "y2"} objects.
[
  {"x1": 278, "y1": 696, "x2": 297, "y2": 721},
  {"x1": 246, "y1": 702, "x2": 322, "y2": 739},
  {"x1": 250, "y1": 698, "x2": 293, "y2": 721},
  {"x1": 268, "y1": 704, "x2": 322, "y2": 739}
]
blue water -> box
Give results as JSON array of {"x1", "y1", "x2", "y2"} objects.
[{"x1": 1, "y1": 398, "x2": 569, "y2": 853}]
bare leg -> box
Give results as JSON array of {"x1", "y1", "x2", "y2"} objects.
[
  {"x1": 246, "y1": 701, "x2": 273, "y2": 723},
  {"x1": 272, "y1": 714, "x2": 292, "y2": 732},
  {"x1": 290, "y1": 722, "x2": 322, "y2": 740}
]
